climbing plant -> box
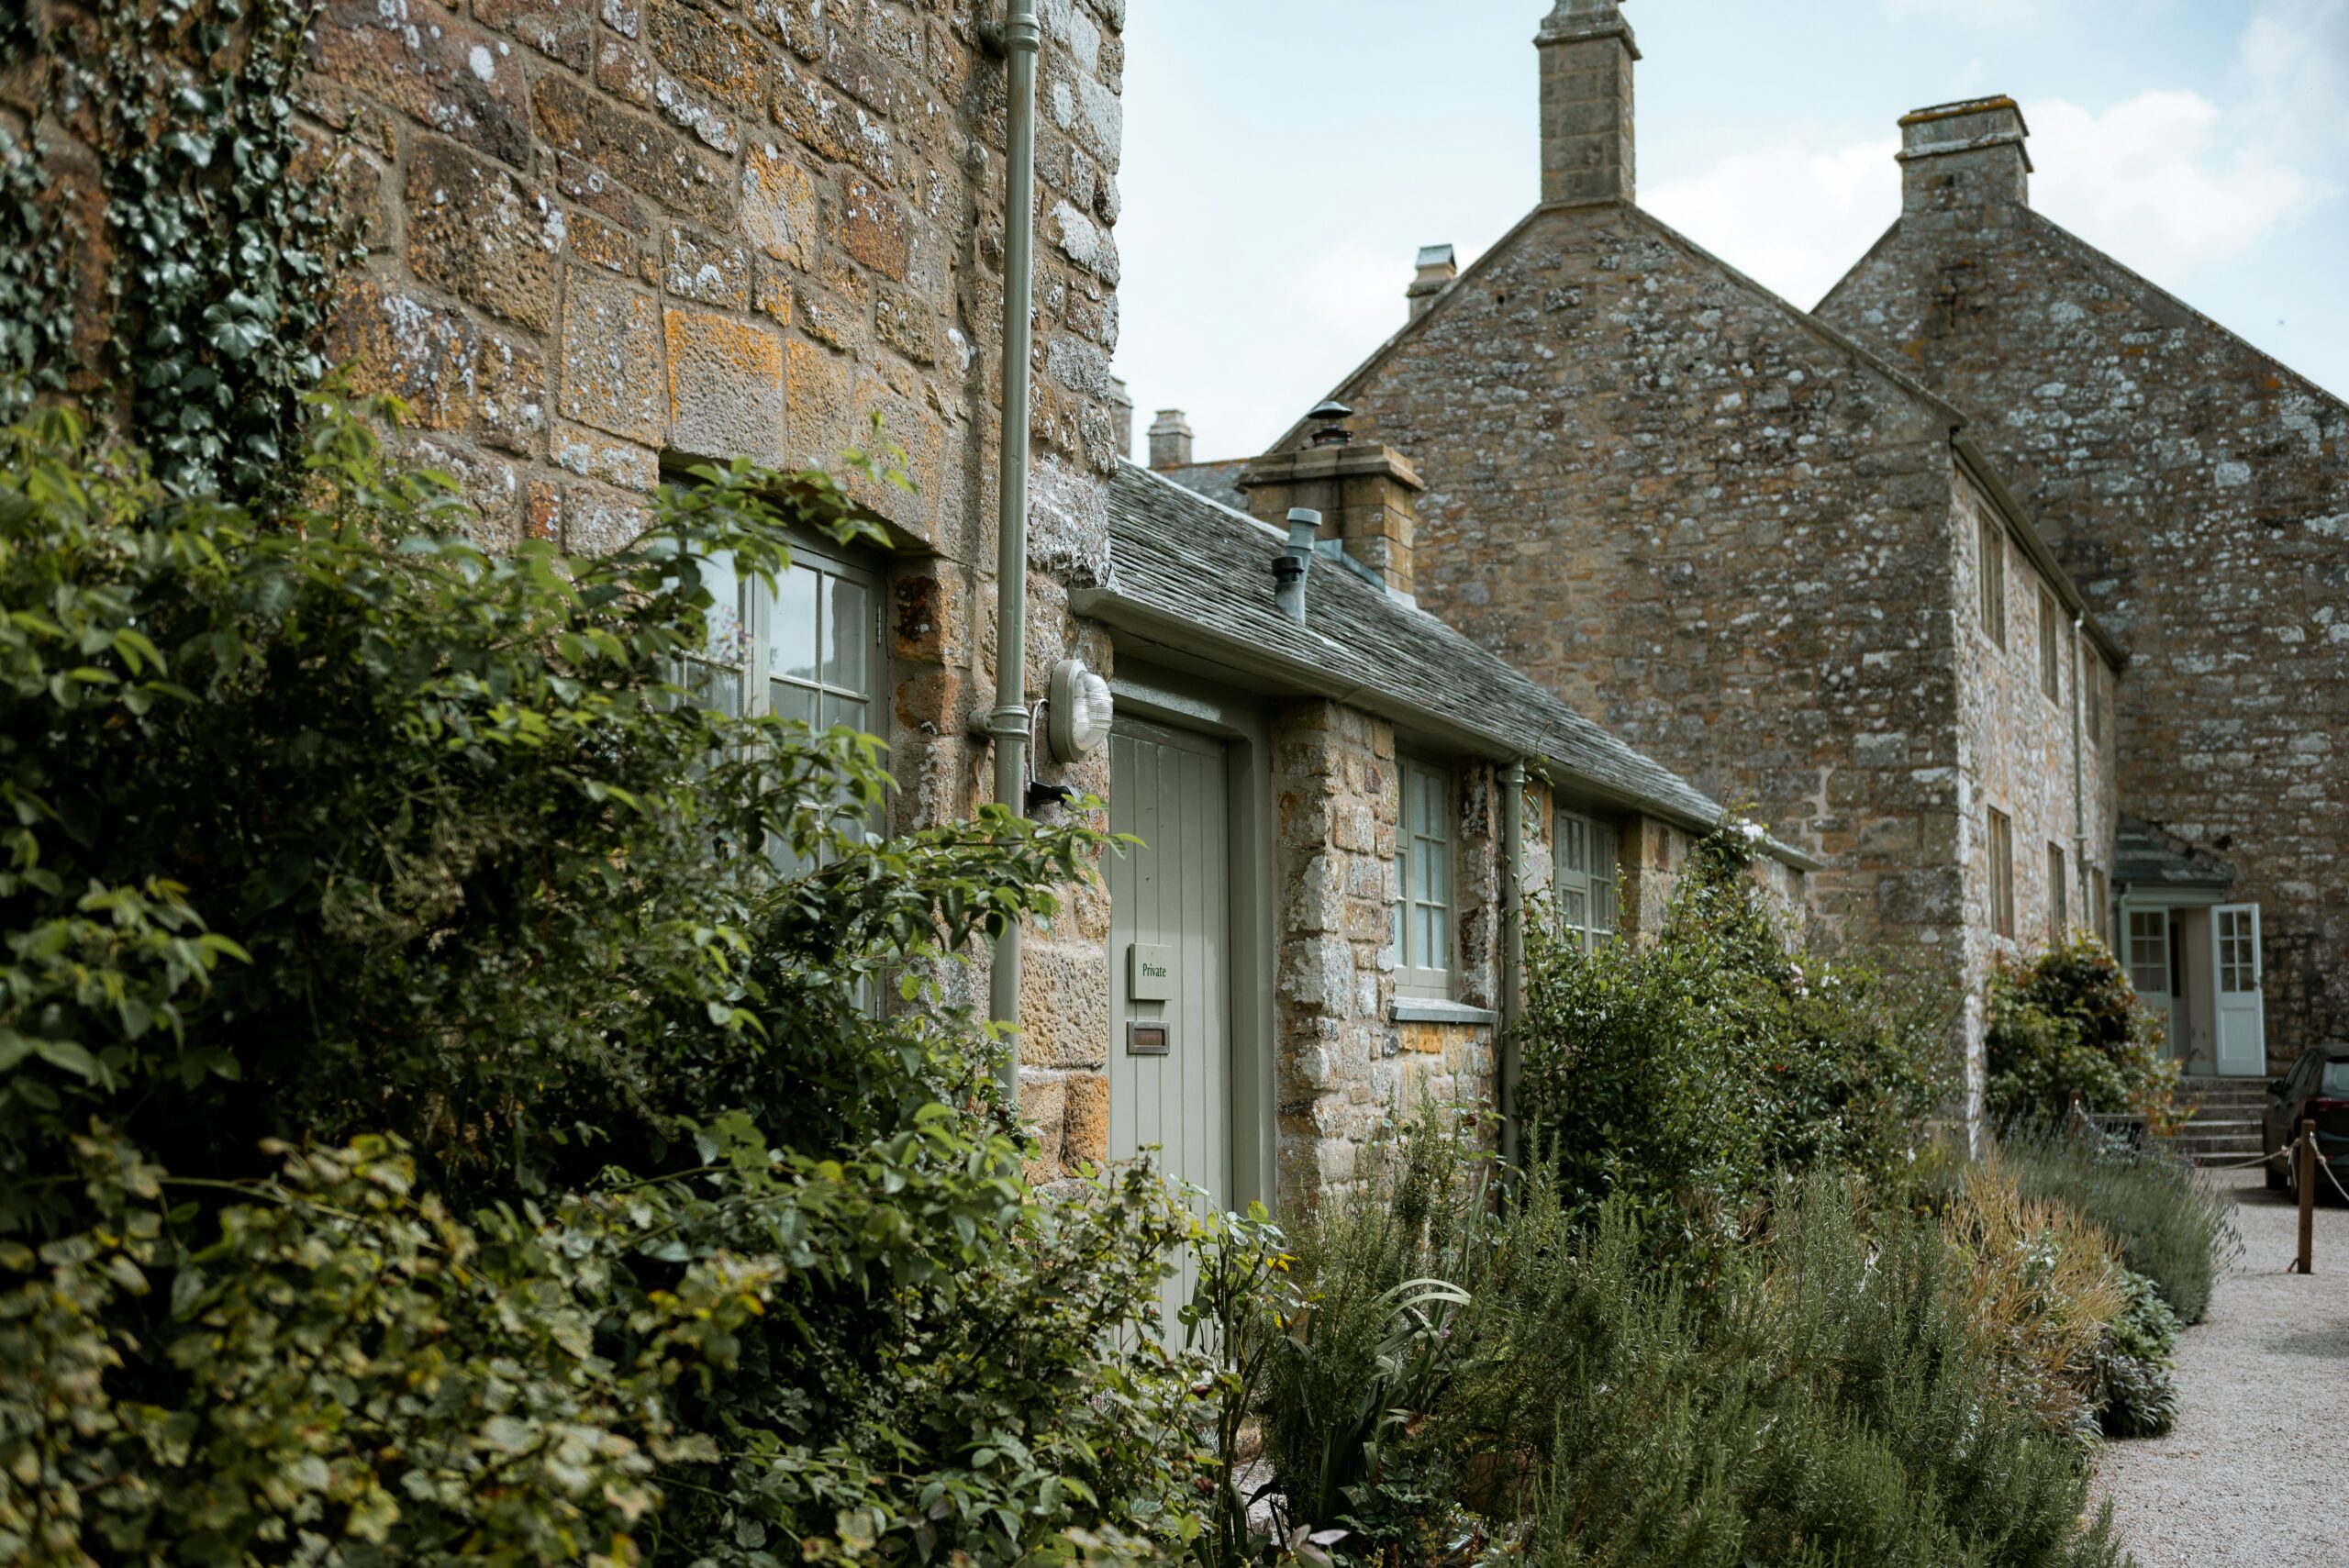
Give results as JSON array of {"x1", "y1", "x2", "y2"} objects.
[
  {"x1": 0, "y1": 0, "x2": 356, "y2": 491},
  {"x1": 79, "y1": 0, "x2": 357, "y2": 497}
]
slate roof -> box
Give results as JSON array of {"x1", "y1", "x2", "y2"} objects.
[
  {"x1": 1095, "y1": 462, "x2": 1818, "y2": 868},
  {"x1": 1152, "y1": 458, "x2": 1251, "y2": 512},
  {"x1": 2115, "y1": 817, "x2": 2235, "y2": 890}
]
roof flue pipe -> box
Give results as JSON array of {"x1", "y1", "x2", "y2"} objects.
[{"x1": 1275, "y1": 507, "x2": 1319, "y2": 623}]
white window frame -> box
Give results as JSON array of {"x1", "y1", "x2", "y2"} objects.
[
  {"x1": 2126, "y1": 908, "x2": 2168, "y2": 995},
  {"x1": 1553, "y1": 808, "x2": 1622, "y2": 953},
  {"x1": 687, "y1": 536, "x2": 886, "y2": 733},
  {"x1": 1395, "y1": 758, "x2": 1455, "y2": 1000},
  {"x1": 2038, "y1": 587, "x2": 2064, "y2": 705},
  {"x1": 2048, "y1": 841, "x2": 2067, "y2": 934}
]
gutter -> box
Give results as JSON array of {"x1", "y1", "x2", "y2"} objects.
[
  {"x1": 2071, "y1": 613, "x2": 2089, "y2": 932},
  {"x1": 981, "y1": 1, "x2": 1041, "y2": 1096}
]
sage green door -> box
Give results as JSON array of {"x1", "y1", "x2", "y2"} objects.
[{"x1": 1108, "y1": 717, "x2": 1232, "y2": 1330}]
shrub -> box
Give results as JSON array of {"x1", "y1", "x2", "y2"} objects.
[
  {"x1": 0, "y1": 406, "x2": 1207, "y2": 1566},
  {"x1": 1999, "y1": 1129, "x2": 2235, "y2": 1325},
  {"x1": 1987, "y1": 937, "x2": 2181, "y2": 1129},
  {"x1": 1939, "y1": 1160, "x2": 2127, "y2": 1442},
  {"x1": 1252, "y1": 1117, "x2": 2124, "y2": 1568},
  {"x1": 2092, "y1": 1269, "x2": 2182, "y2": 1439},
  {"x1": 1516, "y1": 826, "x2": 1951, "y2": 1249}
]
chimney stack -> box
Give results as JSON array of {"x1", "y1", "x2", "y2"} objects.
[
  {"x1": 1239, "y1": 402, "x2": 1427, "y2": 598},
  {"x1": 1898, "y1": 97, "x2": 2032, "y2": 215},
  {"x1": 1109, "y1": 376, "x2": 1135, "y2": 462},
  {"x1": 1537, "y1": 0, "x2": 1639, "y2": 206},
  {"x1": 1147, "y1": 408, "x2": 1193, "y2": 471},
  {"x1": 1407, "y1": 244, "x2": 1456, "y2": 323}
]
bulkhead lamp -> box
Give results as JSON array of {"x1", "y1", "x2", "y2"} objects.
[{"x1": 1047, "y1": 658, "x2": 1114, "y2": 762}]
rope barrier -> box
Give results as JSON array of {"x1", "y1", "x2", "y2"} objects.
[{"x1": 2321, "y1": 1148, "x2": 2349, "y2": 1207}]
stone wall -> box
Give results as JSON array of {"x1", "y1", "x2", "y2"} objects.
[
  {"x1": 1822, "y1": 105, "x2": 2349, "y2": 1064},
  {"x1": 1297, "y1": 199, "x2": 1969, "y2": 958},
  {"x1": 1269, "y1": 699, "x2": 1505, "y2": 1209},
  {"x1": 136, "y1": 0, "x2": 1127, "y2": 1173},
  {"x1": 1952, "y1": 468, "x2": 2121, "y2": 974}
]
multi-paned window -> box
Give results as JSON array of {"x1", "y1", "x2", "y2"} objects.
[
  {"x1": 687, "y1": 539, "x2": 884, "y2": 731},
  {"x1": 1554, "y1": 810, "x2": 1622, "y2": 952},
  {"x1": 1976, "y1": 508, "x2": 2007, "y2": 648},
  {"x1": 2217, "y1": 907, "x2": 2258, "y2": 994},
  {"x1": 2038, "y1": 588, "x2": 2064, "y2": 704},
  {"x1": 2126, "y1": 909, "x2": 2168, "y2": 995},
  {"x1": 2047, "y1": 842, "x2": 2067, "y2": 934},
  {"x1": 1987, "y1": 807, "x2": 2015, "y2": 939},
  {"x1": 682, "y1": 539, "x2": 887, "y2": 874},
  {"x1": 1396, "y1": 759, "x2": 1454, "y2": 998}
]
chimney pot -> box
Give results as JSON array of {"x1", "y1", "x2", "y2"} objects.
[
  {"x1": 1147, "y1": 408, "x2": 1194, "y2": 471},
  {"x1": 1308, "y1": 399, "x2": 1354, "y2": 448},
  {"x1": 1898, "y1": 96, "x2": 2032, "y2": 214},
  {"x1": 1407, "y1": 244, "x2": 1457, "y2": 322}
]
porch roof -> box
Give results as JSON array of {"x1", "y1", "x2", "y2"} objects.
[
  {"x1": 1088, "y1": 462, "x2": 1822, "y2": 873},
  {"x1": 2115, "y1": 817, "x2": 2235, "y2": 890}
]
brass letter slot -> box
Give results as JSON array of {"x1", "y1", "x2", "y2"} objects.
[{"x1": 1126, "y1": 1021, "x2": 1171, "y2": 1057}]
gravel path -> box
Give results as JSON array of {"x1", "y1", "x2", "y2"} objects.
[{"x1": 2097, "y1": 1168, "x2": 2349, "y2": 1567}]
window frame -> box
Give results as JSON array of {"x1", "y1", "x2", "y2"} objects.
[
  {"x1": 1394, "y1": 757, "x2": 1457, "y2": 1000},
  {"x1": 1553, "y1": 807, "x2": 1623, "y2": 954},
  {"x1": 2090, "y1": 865, "x2": 2110, "y2": 944},
  {"x1": 1987, "y1": 807, "x2": 2015, "y2": 939},
  {"x1": 2126, "y1": 908, "x2": 2168, "y2": 995},
  {"x1": 2047, "y1": 841, "x2": 2067, "y2": 935},
  {"x1": 2038, "y1": 588, "x2": 2064, "y2": 705},
  {"x1": 1976, "y1": 508, "x2": 2008, "y2": 649}
]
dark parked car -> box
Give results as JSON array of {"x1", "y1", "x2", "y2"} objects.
[{"x1": 2263, "y1": 1049, "x2": 2349, "y2": 1198}]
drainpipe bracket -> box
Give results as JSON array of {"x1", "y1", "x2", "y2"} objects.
[{"x1": 978, "y1": 9, "x2": 1040, "y2": 59}]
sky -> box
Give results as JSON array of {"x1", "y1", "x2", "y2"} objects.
[{"x1": 1110, "y1": 0, "x2": 2349, "y2": 464}]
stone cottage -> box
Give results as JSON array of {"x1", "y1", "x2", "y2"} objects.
[
  {"x1": 1819, "y1": 97, "x2": 2348, "y2": 1073},
  {"x1": 1168, "y1": 0, "x2": 2122, "y2": 1112},
  {"x1": 8, "y1": 0, "x2": 1808, "y2": 1214}
]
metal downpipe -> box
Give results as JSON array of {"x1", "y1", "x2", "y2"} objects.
[
  {"x1": 1500, "y1": 762, "x2": 1528, "y2": 1169},
  {"x1": 989, "y1": 0, "x2": 1041, "y2": 1099}
]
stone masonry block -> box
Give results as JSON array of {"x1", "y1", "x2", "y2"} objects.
[
  {"x1": 1018, "y1": 941, "x2": 1110, "y2": 1070},
  {"x1": 838, "y1": 177, "x2": 909, "y2": 281},
  {"x1": 313, "y1": 0, "x2": 532, "y2": 167},
  {"x1": 741, "y1": 141, "x2": 818, "y2": 270},
  {"x1": 663, "y1": 227, "x2": 753, "y2": 308},
  {"x1": 774, "y1": 57, "x2": 896, "y2": 185},
  {"x1": 647, "y1": 0, "x2": 769, "y2": 115},
  {"x1": 560, "y1": 271, "x2": 665, "y2": 444},
  {"x1": 474, "y1": 0, "x2": 592, "y2": 69},
  {"x1": 531, "y1": 72, "x2": 733, "y2": 228},
  {"x1": 664, "y1": 307, "x2": 785, "y2": 464},
  {"x1": 406, "y1": 136, "x2": 564, "y2": 332},
  {"x1": 1063, "y1": 1072, "x2": 1109, "y2": 1168}
]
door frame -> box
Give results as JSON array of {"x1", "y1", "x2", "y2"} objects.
[
  {"x1": 2210, "y1": 902, "x2": 2266, "y2": 1078},
  {"x1": 1108, "y1": 660, "x2": 1277, "y2": 1217}
]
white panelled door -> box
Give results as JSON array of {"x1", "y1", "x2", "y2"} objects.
[
  {"x1": 2212, "y1": 904, "x2": 2266, "y2": 1077},
  {"x1": 1108, "y1": 717, "x2": 1232, "y2": 1335}
]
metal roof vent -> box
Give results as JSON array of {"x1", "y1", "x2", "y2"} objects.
[{"x1": 1308, "y1": 400, "x2": 1353, "y2": 449}]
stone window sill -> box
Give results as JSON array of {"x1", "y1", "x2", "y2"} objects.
[{"x1": 1390, "y1": 999, "x2": 1499, "y2": 1027}]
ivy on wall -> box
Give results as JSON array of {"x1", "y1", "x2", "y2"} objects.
[
  {"x1": 0, "y1": 124, "x2": 73, "y2": 425},
  {"x1": 0, "y1": 0, "x2": 358, "y2": 495}
]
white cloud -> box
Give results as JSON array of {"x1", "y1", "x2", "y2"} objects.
[
  {"x1": 1296, "y1": 249, "x2": 1418, "y2": 339},
  {"x1": 1643, "y1": 136, "x2": 1902, "y2": 309},
  {"x1": 2235, "y1": 0, "x2": 2349, "y2": 153},
  {"x1": 1644, "y1": 70, "x2": 2327, "y2": 313},
  {"x1": 2031, "y1": 89, "x2": 2323, "y2": 275}
]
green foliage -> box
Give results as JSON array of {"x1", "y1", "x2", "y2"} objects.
[
  {"x1": 2091, "y1": 1269, "x2": 2181, "y2": 1440},
  {"x1": 72, "y1": 0, "x2": 357, "y2": 496},
  {"x1": 0, "y1": 120, "x2": 74, "y2": 423},
  {"x1": 1986, "y1": 936, "x2": 2178, "y2": 1129},
  {"x1": 1516, "y1": 826, "x2": 1951, "y2": 1251},
  {"x1": 0, "y1": 406, "x2": 1206, "y2": 1566},
  {"x1": 1248, "y1": 1118, "x2": 2123, "y2": 1568},
  {"x1": 1998, "y1": 1129, "x2": 2235, "y2": 1326}
]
